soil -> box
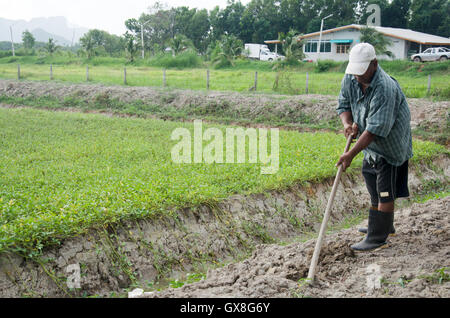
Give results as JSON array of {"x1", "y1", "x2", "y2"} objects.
[{"x1": 142, "y1": 196, "x2": 450, "y2": 298}]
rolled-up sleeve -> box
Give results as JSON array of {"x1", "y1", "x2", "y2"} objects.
[
  {"x1": 366, "y1": 87, "x2": 396, "y2": 138},
  {"x1": 337, "y1": 75, "x2": 352, "y2": 116}
]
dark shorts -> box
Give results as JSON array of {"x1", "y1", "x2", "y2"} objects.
[{"x1": 362, "y1": 157, "x2": 410, "y2": 206}]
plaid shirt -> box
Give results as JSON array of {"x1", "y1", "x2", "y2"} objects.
[{"x1": 337, "y1": 66, "x2": 413, "y2": 166}]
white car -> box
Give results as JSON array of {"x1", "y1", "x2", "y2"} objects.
[{"x1": 411, "y1": 47, "x2": 450, "y2": 62}]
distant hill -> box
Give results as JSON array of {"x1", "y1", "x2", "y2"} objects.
[{"x1": 0, "y1": 16, "x2": 89, "y2": 45}]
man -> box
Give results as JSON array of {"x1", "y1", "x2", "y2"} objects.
[{"x1": 336, "y1": 43, "x2": 413, "y2": 252}]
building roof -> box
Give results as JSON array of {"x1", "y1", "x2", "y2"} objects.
[{"x1": 264, "y1": 24, "x2": 450, "y2": 45}]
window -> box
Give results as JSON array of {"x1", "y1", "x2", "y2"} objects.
[
  {"x1": 304, "y1": 41, "x2": 331, "y2": 53},
  {"x1": 320, "y1": 41, "x2": 331, "y2": 53},
  {"x1": 305, "y1": 41, "x2": 317, "y2": 53},
  {"x1": 336, "y1": 44, "x2": 351, "y2": 54}
]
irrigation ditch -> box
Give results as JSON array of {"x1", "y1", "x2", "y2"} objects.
[{"x1": 0, "y1": 154, "x2": 447, "y2": 297}]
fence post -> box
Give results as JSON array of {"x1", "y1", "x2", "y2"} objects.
[
  {"x1": 427, "y1": 74, "x2": 431, "y2": 95},
  {"x1": 86, "y1": 65, "x2": 89, "y2": 82},
  {"x1": 207, "y1": 69, "x2": 210, "y2": 90},
  {"x1": 50, "y1": 64, "x2": 53, "y2": 80},
  {"x1": 163, "y1": 69, "x2": 166, "y2": 87},
  {"x1": 254, "y1": 71, "x2": 258, "y2": 91},
  {"x1": 306, "y1": 72, "x2": 309, "y2": 94},
  {"x1": 124, "y1": 67, "x2": 127, "y2": 85},
  {"x1": 17, "y1": 64, "x2": 20, "y2": 80}
]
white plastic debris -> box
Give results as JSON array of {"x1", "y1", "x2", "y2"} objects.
[{"x1": 128, "y1": 288, "x2": 144, "y2": 298}]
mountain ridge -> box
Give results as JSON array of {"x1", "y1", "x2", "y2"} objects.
[{"x1": 0, "y1": 16, "x2": 89, "y2": 45}]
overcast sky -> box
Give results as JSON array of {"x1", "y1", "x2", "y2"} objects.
[{"x1": 2, "y1": 0, "x2": 252, "y2": 35}]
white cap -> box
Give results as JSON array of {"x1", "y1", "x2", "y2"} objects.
[{"x1": 345, "y1": 43, "x2": 377, "y2": 75}]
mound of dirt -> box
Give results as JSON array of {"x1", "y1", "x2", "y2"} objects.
[
  {"x1": 142, "y1": 197, "x2": 449, "y2": 298},
  {"x1": 0, "y1": 80, "x2": 448, "y2": 132}
]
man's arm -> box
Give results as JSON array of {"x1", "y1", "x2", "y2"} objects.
[{"x1": 336, "y1": 130, "x2": 375, "y2": 171}]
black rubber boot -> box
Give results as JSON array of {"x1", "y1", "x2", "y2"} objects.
[
  {"x1": 358, "y1": 208, "x2": 396, "y2": 236},
  {"x1": 358, "y1": 225, "x2": 396, "y2": 236},
  {"x1": 351, "y1": 209, "x2": 393, "y2": 252}
]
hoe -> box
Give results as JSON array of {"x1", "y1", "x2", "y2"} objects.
[{"x1": 307, "y1": 135, "x2": 353, "y2": 283}]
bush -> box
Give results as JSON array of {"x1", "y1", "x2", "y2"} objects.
[
  {"x1": 339, "y1": 61, "x2": 349, "y2": 73},
  {"x1": 0, "y1": 51, "x2": 13, "y2": 58},
  {"x1": 315, "y1": 60, "x2": 341, "y2": 72},
  {"x1": 431, "y1": 86, "x2": 450, "y2": 99},
  {"x1": 420, "y1": 60, "x2": 450, "y2": 75},
  {"x1": 148, "y1": 51, "x2": 202, "y2": 69},
  {"x1": 379, "y1": 60, "x2": 415, "y2": 73}
]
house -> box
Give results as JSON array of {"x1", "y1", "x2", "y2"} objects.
[{"x1": 265, "y1": 24, "x2": 450, "y2": 61}]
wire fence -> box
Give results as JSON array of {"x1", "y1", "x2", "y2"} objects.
[{"x1": 5, "y1": 63, "x2": 443, "y2": 99}]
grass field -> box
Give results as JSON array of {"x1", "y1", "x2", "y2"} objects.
[
  {"x1": 0, "y1": 58, "x2": 449, "y2": 98},
  {"x1": 0, "y1": 107, "x2": 447, "y2": 256}
]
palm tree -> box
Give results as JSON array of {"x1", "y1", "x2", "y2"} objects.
[
  {"x1": 45, "y1": 38, "x2": 58, "y2": 56},
  {"x1": 278, "y1": 30, "x2": 305, "y2": 64},
  {"x1": 359, "y1": 27, "x2": 393, "y2": 58},
  {"x1": 22, "y1": 30, "x2": 35, "y2": 53},
  {"x1": 125, "y1": 32, "x2": 138, "y2": 62},
  {"x1": 168, "y1": 34, "x2": 193, "y2": 56},
  {"x1": 211, "y1": 34, "x2": 243, "y2": 68},
  {"x1": 80, "y1": 34, "x2": 95, "y2": 59}
]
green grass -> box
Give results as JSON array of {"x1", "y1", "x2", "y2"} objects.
[
  {"x1": 0, "y1": 57, "x2": 449, "y2": 98},
  {"x1": 0, "y1": 107, "x2": 447, "y2": 256}
]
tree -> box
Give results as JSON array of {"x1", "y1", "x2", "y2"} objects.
[
  {"x1": 168, "y1": 34, "x2": 194, "y2": 56},
  {"x1": 240, "y1": 0, "x2": 281, "y2": 43},
  {"x1": 210, "y1": 0, "x2": 246, "y2": 42},
  {"x1": 210, "y1": 34, "x2": 243, "y2": 68},
  {"x1": 125, "y1": 2, "x2": 175, "y2": 55},
  {"x1": 409, "y1": 0, "x2": 449, "y2": 37},
  {"x1": 22, "y1": 30, "x2": 35, "y2": 52},
  {"x1": 273, "y1": 30, "x2": 305, "y2": 93},
  {"x1": 80, "y1": 29, "x2": 125, "y2": 58},
  {"x1": 359, "y1": 26, "x2": 393, "y2": 58},
  {"x1": 80, "y1": 33, "x2": 95, "y2": 58},
  {"x1": 277, "y1": 30, "x2": 305, "y2": 65},
  {"x1": 45, "y1": 38, "x2": 57, "y2": 56},
  {"x1": 186, "y1": 9, "x2": 210, "y2": 53},
  {"x1": 384, "y1": 0, "x2": 411, "y2": 28},
  {"x1": 124, "y1": 31, "x2": 138, "y2": 62},
  {"x1": 173, "y1": 7, "x2": 210, "y2": 53}
]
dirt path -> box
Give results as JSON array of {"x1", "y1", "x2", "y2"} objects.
[
  {"x1": 142, "y1": 197, "x2": 449, "y2": 298},
  {"x1": 0, "y1": 79, "x2": 448, "y2": 132}
]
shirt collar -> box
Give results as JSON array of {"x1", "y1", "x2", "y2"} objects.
[{"x1": 351, "y1": 66, "x2": 382, "y2": 92}]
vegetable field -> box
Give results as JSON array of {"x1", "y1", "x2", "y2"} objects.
[{"x1": 0, "y1": 107, "x2": 446, "y2": 255}]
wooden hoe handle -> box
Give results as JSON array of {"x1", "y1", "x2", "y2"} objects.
[{"x1": 307, "y1": 135, "x2": 353, "y2": 282}]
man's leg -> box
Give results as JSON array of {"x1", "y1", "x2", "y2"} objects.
[
  {"x1": 352, "y1": 158, "x2": 397, "y2": 251},
  {"x1": 378, "y1": 201, "x2": 394, "y2": 213},
  {"x1": 358, "y1": 159, "x2": 395, "y2": 235}
]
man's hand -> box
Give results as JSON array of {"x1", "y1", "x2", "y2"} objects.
[
  {"x1": 344, "y1": 122, "x2": 359, "y2": 140},
  {"x1": 335, "y1": 130, "x2": 376, "y2": 172},
  {"x1": 336, "y1": 151, "x2": 355, "y2": 172}
]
